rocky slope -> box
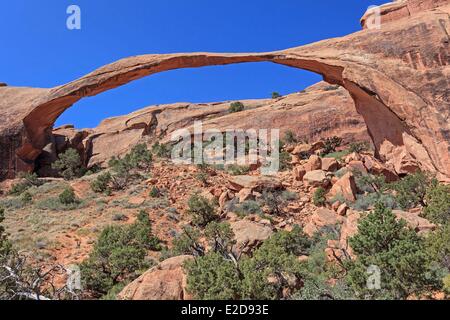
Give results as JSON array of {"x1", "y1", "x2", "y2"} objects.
[{"x1": 0, "y1": 0, "x2": 448, "y2": 180}]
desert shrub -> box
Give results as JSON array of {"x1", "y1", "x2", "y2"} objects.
[
  {"x1": 151, "y1": 142, "x2": 172, "y2": 158},
  {"x1": 184, "y1": 252, "x2": 242, "y2": 300},
  {"x1": 271, "y1": 92, "x2": 282, "y2": 99},
  {"x1": 35, "y1": 196, "x2": 85, "y2": 211},
  {"x1": 281, "y1": 190, "x2": 298, "y2": 201},
  {"x1": 349, "y1": 141, "x2": 370, "y2": 153},
  {"x1": 8, "y1": 182, "x2": 30, "y2": 196},
  {"x1": 90, "y1": 172, "x2": 112, "y2": 194},
  {"x1": 226, "y1": 164, "x2": 250, "y2": 176},
  {"x1": 345, "y1": 203, "x2": 439, "y2": 299},
  {"x1": 423, "y1": 182, "x2": 450, "y2": 225},
  {"x1": 283, "y1": 130, "x2": 298, "y2": 144},
  {"x1": 149, "y1": 186, "x2": 162, "y2": 198},
  {"x1": 234, "y1": 200, "x2": 262, "y2": 217},
  {"x1": 186, "y1": 194, "x2": 218, "y2": 227},
  {"x1": 323, "y1": 85, "x2": 340, "y2": 91},
  {"x1": 391, "y1": 171, "x2": 431, "y2": 209},
  {"x1": 351, "y1": 193, "x2": 398, "y2": 211},
  {"x1": 106, "y1": 144, "x2": 152, "y2": 190},
  {"x1": 239, "y1": 230, "x2": 306, "y2": 299},
  {"x1": 20, "y1": 192, "x2": 33, "y2": 205},
  {"x1": 172, "y1": 226, "x2": 204, "y2": 256},
  {"x1": 321, "y1": 136, "x2": 342, "y2": 156},
  {"x1": 184, "y1": 226, "x2": 310, "y2": 300},
  {"x1": 59, "y1": 187, "x2": 77, "y2": 205},
  {"x1": 313, "y1": 187, "x2": 326, "y2": 207},
  {"x1": 426, "y1": 224, "x2": 450, "y2": 271},
  {"x1": 80, "y1": 211, "x2": 160, "y2": 296},
  {"x1": 278, "y1": 151, "x2": 292, "y2": 171},
  {"x1": 204, "y1": 222, "x2": 236, "y2": 256},
  {"x1": 229, "y1": 102, "x2": 245, "y2": 113},
  {"x1": 444, "y1": 274, "x2": 450, "y2": 295},
  {"x1": 52, "y1": 148, "x2": 85, "y2": 180},
  {"x1": 355, "y1": 173, "x2": 388, "y2": 194},
  {"x1": 9, "y1": 172, "x2": 43, "y2": 196},
  {"x1": 195, "y1": 172, "x2": 209, "y2": 186},
  {"x1": 261, "y1": 190, "x2": 286, "y2": 216}
]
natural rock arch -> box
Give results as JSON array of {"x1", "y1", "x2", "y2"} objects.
[{"x1": 0, "y1": 0, "x2": 449, "y2": 180}]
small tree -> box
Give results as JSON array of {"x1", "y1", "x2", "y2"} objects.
[
  {"x1": 229, "y1": 102, "x2": 245, "y2": 113},
  {"x1": 52, "y1": 148, "x2": 85, "y2": 180},
  {"x1": 90, "y1": 172, "x2": 112, "y2": 194},
  {"x1": 423, "y1": 182, "x2": 450, "y2": 225},
  {"x1": 346, "y1": 203, "x2": 438, "y2": 299},
  {"x1": 391, "y1": 171, "x2": 431, "y2": 209},
  {"x1": 186, "y1": 194, "x2": 218, "y2": 227},
  {"x1": 272, "y1": 92, "x2": 282, "y2": 99},
  {"x1": 59, "y1": 187, "x2": 77, "y2": 205}
]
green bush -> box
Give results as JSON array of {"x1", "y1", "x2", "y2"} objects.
[
  {"x1": 20, "y1": 192, "x2": 33, "y2": 205},
  {"x1": 195, "y1": 172, "x2": 209, "y2": 186},
  {"x1": 349, "y1": 141, "x2": 370, "y2": 153},
  {"x1": 184, "y1": 226, "x2": 310, "y2": 300},
  {"x1": 185, "y1": 252, "x2": 242, "y2": 300},
  {"x1": 52, "y1": 148, "x2": 85, "y2": 180},
  {"x1": 346, "y1": 203, "x2": 439, "y2": 299},
  {"x1": 279, "y1": 151, "x2": 293, "y2": 171},
  {"x1": 80, "y1": 210, "x2": 160, "y2": 296},
  {"x1": 262, "y1": 190, "x2": 285, "y2": 216},
  {"x1": 149, "y1": 186, "x2": 162, "y2": 198},
  {"x1": 423, "y1": 182, "x2": 450, "y2": 225},
  {"x1": 59, "y1": 187, "x2": 77, "y2": 205},
  {"x1": 234, "y1": 200, "x2": 262, "y2": 217},
  {"x1": 426, "y1": 224, "x2": 450, "y2": 271},
  {"x1": 172, "y1": 226, "x2": 204, "y2": 256},
  {"x1": 321, "y1": 136, "x2": 342, "y2": 156},
  {"x1": 283, "y1": 130, "x2": 298, "y2": 144},
  {"x1": 351, "y1": 192, "x2": 398, "y2": 211},
  {"x1": 229, "y1": 102, "x2": 245, "y2": 113},
  {"x1": 391, "y1": 171, "x2": 431, "y2": 209},
  {"x1": 226, "y1": 164, "x2": 250, "y2": 176},
  {"x1": 90, "y1": 172, "x2": 112, "y2": 194},
  {"x1": 271, "y1": 92, "x2": 282, "y2": 99},
  {"x1": 313, "y1": 187, "x2": 326, "y2": 206},
  {"x1": 186, "y1": 194, "x2": 218, "y2": 227},
  {"x1": 151, "y1": 142, "x2": 172, "y2": 158}
]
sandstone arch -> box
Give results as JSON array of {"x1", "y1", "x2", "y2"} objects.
[{"x1": 0, "y1": 0, "x2": 449, "y2": 180}]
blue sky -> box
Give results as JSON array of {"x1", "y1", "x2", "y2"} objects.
[{"x1": 0, "y1": 0, "x2": 386, "y2": 128}]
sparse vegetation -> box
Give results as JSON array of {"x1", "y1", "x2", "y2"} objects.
[
  {"x1": 80, "y1": 209, "x2": 160, "y2": 297},
  {"x1": 52, "y1": 148, "x2": 85, "y2": 180},
  {"x1": 229, "y1": 102, "x2": 245, "y2": 113},
  {"x1": 152, "y1": 142, "x2": 172, "y2": 159},
  {"x1": 313, "y1": 187, "x2": 326, "y2": 207},
  {"x1": 272, "y1": 92, "x2": 282, "y2": 99},
  {"x1": 321, "y1": 136, "x2": 343, "y2": 156},
  {"x1": 283, "y1": 130, "x2": 298, "y2": 144},
  {"x1": 59, "y1": 187, "x2": 77, "y2": 205},
  {"x1": 90, "y1": 172, "x2": 112, "y2": 194},
  {"x1": 349, "y1": 141, "x2": 370, "y2": 153},
  {"x1": 186, "y1": 194, "x2": 218, "y2": 227},
  {"x1": 226, "y1": 164, "x2": 250, "y2": 176},
  {"x1": 234, "y1": 200, "x2": 262, "y2": 217}
]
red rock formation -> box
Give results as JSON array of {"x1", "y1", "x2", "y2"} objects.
[{"x1": 0, "y1": 0, "x2": 449, "y2": 180}]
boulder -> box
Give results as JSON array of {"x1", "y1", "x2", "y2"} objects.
[
  {"x1": 230, "y1": 220, "x2": 273, "y2": 253},
  {"x1": 227, "y1": 175, "x2": 282, "y2": 192},
  {"x1": 237, "y1": 188, "x2": 254, "y2": 203},
  {"x1": 393, "y1": 210, "x2": 436, "y2": 234},
  {"x1": 293, "y1": 165, "x2": 306, "y2": 181},
  {"x1": 303, "y1": 170, "x2": 329, "y2": 188},
  {"x1": 118, "y1": 255, "x2": 194, "y2": 300},
  {"x1": 328, "y1": 172, "x2": 357, "y2": 202},
  {"x1": 304, "y1": 208, "x2": 344, "y2": 236},
  {"x1": 321, "y1": 157, "x2": 339, "y2": 172},
  {"x1": 304, "y1": 155, "x2": 322, "y2": 172}
]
